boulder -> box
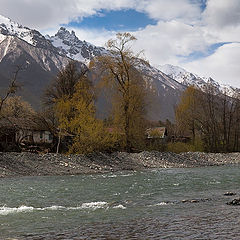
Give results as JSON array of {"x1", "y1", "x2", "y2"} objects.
[
  {"x1": 227, "y1": 198, "x2": 240, "y2": 206},
  {"x1": 224, "y1": 192, "x2": 237, "y2": 196}
]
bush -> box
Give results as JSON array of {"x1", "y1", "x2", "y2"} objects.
[
  {"x1": 167, "y1": 142, "x2": 195, "y2": 153},
  {"x1": 167, "y1": 136, "x2": 204, "y2": 153}
]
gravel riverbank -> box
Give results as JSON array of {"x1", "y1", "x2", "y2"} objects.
[{"x1": 0, "y1": 151, "x2": 239, "y2": 178}]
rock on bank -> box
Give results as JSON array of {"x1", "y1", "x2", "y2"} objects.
[{"x1": 0, "y1": 151, "x2": 240, "y2": 178}]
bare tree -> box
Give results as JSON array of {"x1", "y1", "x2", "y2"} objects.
[
  {"x1": 43, "y1": 61, "x2": 88, "y2": 106},
  {"x1": 0, "y1": 65, "x2": 23, "y2": 114}
]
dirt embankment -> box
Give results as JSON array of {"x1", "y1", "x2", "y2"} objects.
[{"x1": 0, "y1": 151, "x2": 239, "y2": 178}]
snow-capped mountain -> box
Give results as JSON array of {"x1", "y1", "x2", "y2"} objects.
[
  {"x1": 0, "y1": 15, "x2": 57, "y2": 52},
  {"x1": 136, "y1": 60, "x2": 185, "y2": 91},
  {"x1": 134, "y1": 60, "x2": 185, "y2": 120},
  {"x1": 158, "y1": 64, "x2": 239, "y2": 97},
  {"x1": 46, "y1": 27, "x2": 107, "y2": 64}
]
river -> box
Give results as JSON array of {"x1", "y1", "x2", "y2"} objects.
[{"x1": 0, "y1": 165, "x2": 240, "y2": 239}]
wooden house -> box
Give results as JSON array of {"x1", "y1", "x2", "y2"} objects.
[{"x1": 0, "y1": 117, "x2": 53, "y2": 151}]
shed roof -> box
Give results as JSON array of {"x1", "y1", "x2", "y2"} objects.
[
  {"x1": 0, "y1": 117, "x2": 50, "y2": 131},
  {"x1": 146, "y1": 127, "x2": 167, "y2": 139}
]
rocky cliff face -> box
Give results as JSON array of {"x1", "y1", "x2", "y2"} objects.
[{"x1": 46, "y1": 27, "x2": 107, "y2": 64}]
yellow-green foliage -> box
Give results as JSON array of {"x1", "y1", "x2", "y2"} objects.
[
  {"x1": 56, "y1": 79, "x2": 115, "y2": 154},
  {"x1": 167, "y1": 142, "x2": 195, "y2": 153},
  {"x1": 111, "y1": 80, "x2": 147, "y2": 150},
  {"x1": 193, "y1": 137, "x2": 204, "y2": 152},
  {"x1": 94, "y1": 32, "x2": 148, "y2": 152},
  {"x1": 175, "y1": 86, "x2": 198, "y2": 136},
  {"x1": 167, "y1": 138, "x2": 204, "y2": 153},
  {"x1": 1, "y1": 96, "x2": 35, "y2": 118}
]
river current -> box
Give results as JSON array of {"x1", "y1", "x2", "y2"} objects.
[{"x1": 0, "y1": 165, "x2": 240, "y2": 239}]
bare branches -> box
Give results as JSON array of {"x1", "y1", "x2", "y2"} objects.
[
  {"x1": 43, "y1": 61, "x2": 88, "y2": 106},
  {"x1": 176, "y1": 85, "x2": 240, "y2": 152},
  {"x1": 0, "y1": 65, "x2": 25, "y2": 114}
]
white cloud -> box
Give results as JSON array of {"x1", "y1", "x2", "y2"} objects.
[
  {"x1": 0, "y1": 0, "x2": 133, "y2": 29},
  {"x1": 183, "y1": 43, "x2": 240, "y2": 88},
  {"x1": 132, "y1": 20, "x2": 209, "y2": 65},
  {"x1": 0, "y1": 0, "x2": 201, "y2": 30},
  {"x1": 203, "y1": 0, "x2": 240, "y2": 28},
  {"x1": 136, "y1": 0, "x2": 202, "y2": 23}
]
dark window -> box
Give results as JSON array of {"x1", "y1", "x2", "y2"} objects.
[{"x1": 49, "y1": 134, "x2": 53, "y2": 141}]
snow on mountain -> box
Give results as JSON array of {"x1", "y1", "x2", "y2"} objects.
[
  {"x1": 46, "y1": 27, "x2": 107, "y2": 64},
  {"x1": 158, "y1": 64, "x2": 207, "y2": 88},
  {"x1": 158, "y1": 64, "x2": 239, "y2": 97},
  {"x1": 135, "y1": 60, "x2": 185, "y2": 92},
  {"x1": 0, "y1": 14, "x2": 58, "y2": 52},
  {"x1": 0, "y1": 14, "x2": 35, "y2": 45}
]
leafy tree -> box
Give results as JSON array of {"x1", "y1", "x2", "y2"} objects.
[
  {"x1": 43, "y1": 61, "x2": 89, "y2": 152},
  {"x1": 175, "y1": 86, "x2": 199, "y2": 144},
  {"x1": 56, "y1": 78, "x2": 114, "y2": 154},
  {"x1": 175, "y1": 84, "x2": 240, "y2": 152},
  {"x1": 94, "y1": 33, "x2": 147, "y2": 152}
]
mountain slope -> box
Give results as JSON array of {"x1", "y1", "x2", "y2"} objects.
[
  {"x1": 0, "y1": 15, "x2": 79, "y2": 109},
  {"x1": 0, "y1": 36, "x2": 74, "y2": 109},
  {"x1": 135, "y1": 60, "x2": 186, "y2": 120}
]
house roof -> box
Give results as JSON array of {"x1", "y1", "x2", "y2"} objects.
[
  {"x1": 146, "y1": 127, "x2": 167, "y2": 139},
  {"x1": 0, "y1": 117, "x2": 50, "y2": 131}
]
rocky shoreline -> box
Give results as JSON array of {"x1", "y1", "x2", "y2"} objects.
[{"x1": 0, "y1": 151, "x2": 240, "y2": 178}]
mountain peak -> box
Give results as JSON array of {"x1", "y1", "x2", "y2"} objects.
[
  {"x1": 0, "y1": 14, "x2": 31, "y2": 39},
  {"x1": 0, "y1": 14, "x2": 55, "y2": 50},
  {"x1": 56, "y1": 27, "x2": 77, "y2": 41},
  {"x1": 0, "y1": 14, "x2": 12, "y2": 25},
  {"x1": 47, "y1": 27, "x2": 106, "y2": 64}
]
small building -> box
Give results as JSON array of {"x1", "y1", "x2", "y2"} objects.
[
  {"x1": 145, "y1": 127, "x2": 168, "y2": 147},
  {"x1": 146, "y1": 127, "x2": 168, "y2": 139},
  {"x1": 0, "y1": 117, "x2": 53, "y2": 151},
  {"x1": 16, "y1": 129, "x2": 53, "y2": 145}
]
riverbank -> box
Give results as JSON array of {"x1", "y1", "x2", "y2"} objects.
[{"x1": 0, "y1": 151, "x2": 240, "y2": 178}]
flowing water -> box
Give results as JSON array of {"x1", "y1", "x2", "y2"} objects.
[{"x1": 0, "y1": 165, "x2": 240, "y2": 239}]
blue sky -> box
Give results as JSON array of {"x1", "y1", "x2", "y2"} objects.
[
  {"x1": 180, "y1": 42, "x2": 234, "y2": 62},
  {"x1": 66, "y1": 9, "x2": 158, "y2": 32}
]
